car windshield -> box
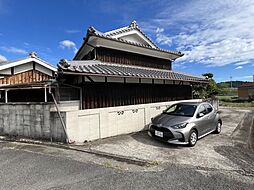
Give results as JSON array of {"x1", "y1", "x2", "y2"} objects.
[{"x1": 163, "y1": 104, "x2": 197, "y2": 117}]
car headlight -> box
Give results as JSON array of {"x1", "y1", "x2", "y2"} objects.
[{"x1": 171, "y1": 123, "x2": 188, "y2": 129}]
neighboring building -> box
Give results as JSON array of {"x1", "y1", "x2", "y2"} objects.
[
  {"x1": 58, "y1": 21, "x2": 207, "y2": 109},
  {"x1": 0, "y1": 52, "x2": 57, "y2": 102},
  {"x1": 238, "y1": 83, "x2": 254, "y2": 100}
]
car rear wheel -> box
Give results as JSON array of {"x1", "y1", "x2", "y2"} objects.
[
  {"x1": 215, "y1": 121, "x2": 222, "y2": 134},
  {"x1": 188, "y1": 130, "x2": 197, "y2": 147}
]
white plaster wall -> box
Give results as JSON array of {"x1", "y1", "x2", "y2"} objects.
[
  {"x1": 14, "y1": 62, "x2": 33, "y2": 74},
  {"x1": 36, "y1": 64, "x2": 54, "y2": 76},
  {"x1": 141, "y1": 78, "x2": 152, "y2": 84},
  {"x1": 126, "y1": 78, "x2": 139, "y2": 83},
  {"x1": 120, "y1": 34, "x2": 148, "y2": 46},
  {"x1": 63, "y1": 99, "x2": 202, "y2": 144},
  {"x1": 0, "y1": 68, "x2": 11, "y2": 75},
  {"x1": 50, "y1": 101, "x2": 80, "y2": 112},
  {"x1": 107, "y1": 77, "x2": 124, "y2": 83},
  {"x1": 165, "y1": 80, "x2": 173, "y2": 84},
  {"x1": 154, "y1": 79, "x2": 164, "y2": 84},
  {"x1": 88, "y1": 76, "x2": 105, "y2": 83}
]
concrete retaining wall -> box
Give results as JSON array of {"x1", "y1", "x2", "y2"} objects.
[
  {"x1": 64, "y1": 99, "x2": 201, "y2": 144},
  {"x1": 0, "y1": 103, "x2": 66, "y2": 142}
]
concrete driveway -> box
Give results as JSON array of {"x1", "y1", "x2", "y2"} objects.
[{"x1": 82, "y1": 107, "x2": 254, "y2": 174}]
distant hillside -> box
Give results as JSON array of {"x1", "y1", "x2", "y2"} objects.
[{"x1": 217, "y1": 81, "x2": 252, "y2": 88}]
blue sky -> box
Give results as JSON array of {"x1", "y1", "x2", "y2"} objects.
[{"x1": 0, "y1": 0, "x2": 253, "y2": 82}]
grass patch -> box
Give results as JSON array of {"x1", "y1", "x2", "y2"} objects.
[
  {"x1": 217, "y1": 95, "x2": 254, "y2": 107},
  {"x1": 217, "y1": 95, "x2": 237, "y2": 102},
  {"x1": 219, "y1": 101, "x2": 254, "y2": 107}
]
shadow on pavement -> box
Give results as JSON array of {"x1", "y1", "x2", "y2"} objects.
[
  {"x1": 130, "y1": 131, "x2": 187, "y2": 149},
  {"x1": 214, "y1": 145, "x2": 254, "y2": 175}
]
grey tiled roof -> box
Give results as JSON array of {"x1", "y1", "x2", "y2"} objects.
[
  {"x1": 58, "y1": 60, "x2": 207, "y2": 83},
  {"x1": 88, "y1": 27, "x2": 183, "y2": 56}
]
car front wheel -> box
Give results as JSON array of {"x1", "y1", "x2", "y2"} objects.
[
  {"x1": 215, "y1": 121, "x2": 222, "y2": 134},
  {"x1": 188, "y1": 130, "x2": 197, "y2": 147}
]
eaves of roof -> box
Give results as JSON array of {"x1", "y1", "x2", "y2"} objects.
[
  {"x1": 58, "y1": 60, "x2": 207, "y2": 84},
  {"x1": 0, "y1": 57, "x2": 57, "y2": 72}
]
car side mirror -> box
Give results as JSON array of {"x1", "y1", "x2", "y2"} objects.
[{"x1": 197, "y1": 113, "x2": 205, "y2": 118}]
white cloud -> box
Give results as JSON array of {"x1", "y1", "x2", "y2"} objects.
[
  {"x1": 234, "y1": 75, "x2": 253, "y2": 81},
  {"x1": 65, "y1": 29, "x2": 81, "y2": 34},
  {"x1": 156, "y1": 33, "x2": 172, "y2": 46},
  {"x1": 234, "y1": 61, "x2": 250, "y2": 66},
  {"x1": 0, "y1": 54, "x2": 7, "y2": 61},
  {"x1": 23, "y1": 42, "x2": 29, "y2": 46},
  {"x1": 59, "y1": 40, "x2": 78, "y2": 53},
  {"x1": 242, "y1": 75, "x2": 252, "y2": 79},
  {"x1": 143, "y1": 0, "x2": 254, "y2": 67},
  {"x1": 156, "y1": 28, "x2": 164, "y2": 33},
  {"x1": 173, "y1": 62, "x2": 187, "y2": 69},
  {"x1": 0, "y1": 46, "x2": 27, "y2": 54},
  {"x1": 235, "y1": 66, "x2": 243, "y2": 70}
]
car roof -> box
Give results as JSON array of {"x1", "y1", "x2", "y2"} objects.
[
  {"x1": 173, "y1": 101, "x2": 214, "y2": 107},
  {"x1": 177, "y1": 101, "x2": 202, "y2": 106}
]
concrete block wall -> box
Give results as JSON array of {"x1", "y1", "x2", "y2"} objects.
[
  {"x1": 50, "y1": 112, "x2": 67, "y2": 142},
  {"x1": 64, "y1": 99, "x2": 201, "y2": 144},
  {"x1": 0, "y1": 103, "x2": 66, "y2": 142}
]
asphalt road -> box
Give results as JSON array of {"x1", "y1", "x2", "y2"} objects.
[{"x1": 0, "y1": 141, "x2": 253, "y2": 190}]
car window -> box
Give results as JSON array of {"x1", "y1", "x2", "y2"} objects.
[
  {"x1": 164, "y1": 104, "x2": 197, "y2": 117},
  {"x1": 197, "y1": 105, "x2": 207, "y2": 115},
  {"x1": 204, "y1": 104, "x2": 213, "y2": 113},
  {"x1": 166, "y1": 105, "x2": 177, "y2": 113}
]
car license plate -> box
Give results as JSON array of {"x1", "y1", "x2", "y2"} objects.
[{"x1": 155, "y1": 130, "x2": 163, "y2": 137}]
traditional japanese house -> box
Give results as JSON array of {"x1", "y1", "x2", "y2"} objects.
[
  {"x1": 58, "y1": 21, "x2": 207, "y2": 109},
  {"x1": 0, "y1": 52, "x2": 57, "y2": 102}
]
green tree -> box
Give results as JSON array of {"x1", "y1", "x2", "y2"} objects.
[
  {"x1": 193, "y1": 73, "x2": 218, "y2": 98},
  {"x1": 202, "y1": 73, "x2": 213, "y2": 79},
  {"x1": 217, "y1": 82, "x2": 230, "y2": 95},
  {"x1": 206, "y1": 78, "x2": 219, "y2": 96}
]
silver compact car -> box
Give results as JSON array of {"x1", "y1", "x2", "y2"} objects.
[{"x1": 148, "y1": 102, "x2": 222, "y2": 146}]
